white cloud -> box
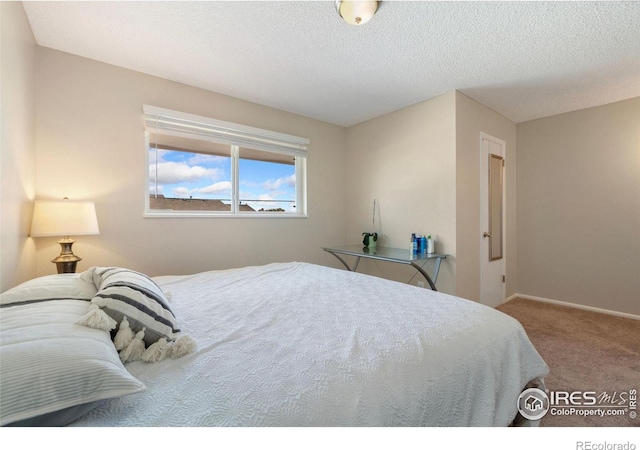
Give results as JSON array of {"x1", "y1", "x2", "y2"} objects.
[
  {"x1": 167, "y1": 182, "x2": 231, "y2": 199},
  {"x1": 198, "y1": 181, "x2": 232, "y2": 195},
  {"x1": 240, "y1": 180, "x2": 259, "y2": 188},
  {"x1": 262, "y1": 174, "x2": 295, "y2": 191},
  {"x1": 149, "y1": 161, "x2": 223, "y2": 184},
  {"x1": 187, "y1": 154, "x2": 229, "y2": 165},
  {"x1": 244, "y1": 193, "x2": 296, "y2": 212},
  {"x1": 148, "y1": 149, "x2": 172, "y2": 165},
  {"x1": 172, "y1": 187, "x2": 192, "y2": 198},
  {"x1": 258, "y1": 193, "x2": 275, "y2": 202}
]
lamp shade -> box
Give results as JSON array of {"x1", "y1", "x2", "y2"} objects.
[{"x1": 30, "y1": 200, "x2": 100, "y2": 237}]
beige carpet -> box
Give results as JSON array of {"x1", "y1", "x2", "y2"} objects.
[{"x1": 496, "y1": 298, "x2": 639, "y2": 427}]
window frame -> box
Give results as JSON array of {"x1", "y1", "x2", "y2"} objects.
[{"x1": 143, "y1": 106, "x2": 309, "y2": 218}]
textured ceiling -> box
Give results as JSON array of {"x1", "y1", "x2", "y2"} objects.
[{"x1": 23, "y1": 1, "x2": 640, "y2": 127}]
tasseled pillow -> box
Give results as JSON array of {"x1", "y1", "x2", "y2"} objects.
[
  {"x1": 86, "y1": 267, "x2": 180, "y2": 347},
  {"x1": 113, "y1": 317, "x2": 135, "y2": 351},
  {"x1": 169, "y1": 335, "x2": 197, "y2": 359},
  {"x1": 77, "y1": 304, "x2": 117, "y2": 331},
  {"x1": 115, "y1": 317, "x2": 196, "y2": 363},
  {"x1": 141, "y1": 338, "x2": 169, "y2": 363},
  {"x1": 119, "y1": 328, "x2": 146, "y2": 363}
]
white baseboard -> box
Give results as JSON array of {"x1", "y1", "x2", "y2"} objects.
[
  {"x1": 505, "y1": 293, "x2": 520, "y2": 303},
  {"x1": 506, "y1": 293, "x2": 640, "y2": 321}
]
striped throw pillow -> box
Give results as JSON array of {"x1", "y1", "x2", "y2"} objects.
[{"x1": 88, "y1": 267, "x2": 180, "y2": 346}]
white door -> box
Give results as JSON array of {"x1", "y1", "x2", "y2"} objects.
[{"x1": 480, "y1": 133, "x2": 506, "y2": 307}]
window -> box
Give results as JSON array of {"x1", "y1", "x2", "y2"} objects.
[{"x1": 144, "y1": 105, "x2": 309, "y2": 217}]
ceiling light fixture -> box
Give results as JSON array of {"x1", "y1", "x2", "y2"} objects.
[{"x1": 335, "y1": 1, "x2": 379, "y2": 26}]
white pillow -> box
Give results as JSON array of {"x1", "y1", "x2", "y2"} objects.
[
  {"x1": 0, "y1": 273, "x2": 98, "y2": 306},
  {"x1": 0, "y1": 275, "x2": 146, "y2": 426}
]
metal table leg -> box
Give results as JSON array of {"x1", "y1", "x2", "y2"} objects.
[
  {"x1": 411, "y1": 262, "x2": 437, "y2": 291},
  {"x1": 327, "y1": 251, "x2": 361, "y2": 272}
]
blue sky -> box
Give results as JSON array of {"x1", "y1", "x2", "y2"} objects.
[{"x1": 149, "y1": 148, "x2": 296, "y2": 211}]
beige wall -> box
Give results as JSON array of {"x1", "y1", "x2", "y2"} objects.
[
  {"x1": 345, "y1": 92, "x2": 457, "y2": 295},
  {"x1": 517, "y1": 98, "x2": 640, "y2": 316},
  {"x1": 35, "y1": 48, "x2": 347, "y2": 277},
  {"x1": 5, "y1": 12, "x2": 637, "y2": 319},
  {"x1": 455, "y1": 92, "x2": 517, "y2": 302},
  {"x1": 0, "y1": 2, "x2": 37, "y2": 292},
  {"x1": 344, "y1": 91, "x2": 518, "y2": 300}
]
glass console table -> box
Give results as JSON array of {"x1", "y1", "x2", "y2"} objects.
[{"x1": 322, "y1": 245, "x2": 448, "y2": 291}]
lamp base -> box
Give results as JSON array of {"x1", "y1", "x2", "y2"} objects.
[{"x1": 51, "y1": 237, "x2": 82, "y2": 274}]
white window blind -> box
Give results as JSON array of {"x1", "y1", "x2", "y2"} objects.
[{"x1": 143, "y1": 105, "x2": 309, "y2": 158}]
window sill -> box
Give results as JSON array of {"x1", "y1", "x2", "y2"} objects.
[{"x1": 143, "y1": 211, "x2": 308, "y2": 219}]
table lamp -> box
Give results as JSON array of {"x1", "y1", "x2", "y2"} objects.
[{"x1": 30, "y1": 198, "x2": 100, "y2": 273}]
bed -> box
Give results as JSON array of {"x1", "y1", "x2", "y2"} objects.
[{"x1": 0, "y1": 261, "x2": 548, "y2": 427}]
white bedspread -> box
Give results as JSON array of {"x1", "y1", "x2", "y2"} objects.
[{"x1": 72, "y1": 262, "x2": 548, "y2": 426}]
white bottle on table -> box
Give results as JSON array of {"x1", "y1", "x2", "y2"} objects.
[{"x1": 426, "y1": 235, "x2": 435, "y2": 253}]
